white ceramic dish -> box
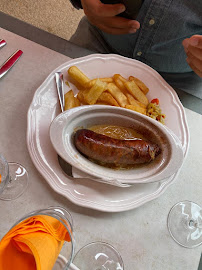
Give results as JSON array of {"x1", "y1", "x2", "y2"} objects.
[
  {"x1": 27, "y1": 54, "x2": 189, "y2": 212},
  {"x1": 50, "y1": 105, "x2": 184, "y2": 184}
]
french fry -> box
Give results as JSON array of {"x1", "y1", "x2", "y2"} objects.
[
  {"x1": 125, "y1": 104, "x2": 146, "y2": 115},
  {"x1": 126, "y1": 93, "x2": 146, "y2": 108},
  {"x1": 129, "y1": 76, "x2": 149, "y2": 95},
  {"x1": 113, "y1": 78, "x2": 128, "y2": 94},
  {"x1": 124, "y1": 80, "x2": 149, "y2": 106},
  {"x1": 97, "y1": 92, "x2": 120, "y2": 106},
  {"x1": 107, "y1": 83, "x2": 129, "y2": 107},
  {"x1": 68, "y1": 66, "x2": 90, "y2": 86},
  {"x1": 84, "y1": 77, "x2": 113, "y2": 88},
  {"x1": 113, "y1": 74, "x2": 127, "y2": 83},
  {"x1": 77, "y1": 90, "x2": 85, "y2": 104},
  {"x1": 83, "y1": 79, "x2": 107, "y2": 105},
  {"x1": 64, "y1": 90, "x2": 80, "y2": 110},
  {"x1": 74, "y1": 97, "x2": 81, "y2": 107}
]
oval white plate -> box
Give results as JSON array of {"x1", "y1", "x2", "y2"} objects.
[
  {"x1": 27, "y1": 54, "x2": 189, "y2": 212},
  {"x1": 50, "y1": 105, "x2": 184, "y2": 184}
]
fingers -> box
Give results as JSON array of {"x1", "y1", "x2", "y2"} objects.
[
  {"x1": 99, "y1": 3, "x2": 126, "y2": 17},
  {"x1": 90, "y1": 16, "x2": 139, "y2": 30},
  {"x1": 189, "y1": 35, "x2": 202, "y2": 49},
  {"x1": 96, "y1": 24, "x2": 138, "y2": 35},
  {"x1": 186, "y1": 53, "x2": 202, "y2": 78},
  {"x1": 81, "y1": 0, "x2": 125, "y2": 17},
  {"x1": 184, "y1": 44, "x2": 202, "y2": 61},
  {"x1": 81, "y1": 0, "x2": 140, "y2": 35},
  {"x1": 182, "y1": 35, "x2": 202, "y2": 78},
  {"x1": 88, "y1": 16, "x2": 140, "y2": 34}
]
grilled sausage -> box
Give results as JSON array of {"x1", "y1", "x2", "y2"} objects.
[{"x1": 74, "y1": 129, "x2": 161, "y2": 165}]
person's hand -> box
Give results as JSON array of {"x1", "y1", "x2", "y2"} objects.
[
  {"x1": 182, "y1": 35, "x2": 202, "y2": 78},
  {"x1": 81, "y1": 0, "x2": 140, "y2": 35}
]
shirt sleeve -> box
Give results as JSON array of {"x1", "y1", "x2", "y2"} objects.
[{"x1": 69, "y1": 0, "x2": 82, "y2": 9}]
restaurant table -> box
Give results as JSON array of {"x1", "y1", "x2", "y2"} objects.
[{"x1": 0, "y1": 14, "x2": 202, "y2": 270}]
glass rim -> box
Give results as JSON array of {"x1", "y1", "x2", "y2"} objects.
[
  {"x1": 73, "y1": 240, "x2": 124, "y2": 269},
  {"x1": 0, "y1": 154, "x2": 9, "y2": 192},
  {"x1": 10, "y1": 206, "x2": 75, "y2": 269},
  {"x1": 167, "y1": 200, "x2": 202, "y2": 249}
]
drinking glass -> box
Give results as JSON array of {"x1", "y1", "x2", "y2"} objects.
[
  {"x1": 0, "y1": 154, "x2": 28, "y2": 200},
  {"x1": 167, "y1": 201, "x2": 202, "y2": 248},
  {"x1": 8, "y1": 206, "x2": 75, "y2": 270},
  {"x1": 73, "y1": 241, "x2": 124, "y2": 270}
]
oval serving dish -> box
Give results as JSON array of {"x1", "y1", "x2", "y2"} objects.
[{"x1": 49, "y1": 105, "x2": 184, "y2": 185}]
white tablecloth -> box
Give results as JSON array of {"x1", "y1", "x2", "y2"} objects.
[{"x1": 0, "y1": 27, "x2": 201, "y2": 270}]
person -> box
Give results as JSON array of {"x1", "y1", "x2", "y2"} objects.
[{"x1": 69, "y1": 0, "x2": 202, "y2": 98}]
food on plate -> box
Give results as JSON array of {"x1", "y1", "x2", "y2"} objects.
[
  {"x1": 97, "y1": 92, "x2": 120, "y2": 107},
  {"x1": 89, "y1": 125, "x2": 146, "y2": 140},
  {"x1": 125, "y1": 104, "x2": 146, "y2": 115},
  {"x1": 146, "y1": 98, "x2": 166, "y2": 124},
  {"x1": 106, "y1": 83, "x2": 129, "y2": 107},
  {"x1": 64, "y1": 90, "x2": 80, "y2": 110},
  {"x1": 113, "y1": 74, "x2": 128, "y2": 93},
  {"x1": 84, "y1": 77, "x2": 113, "y2": 88},
  {"x1": 82, "y1": 79, "x2": 107, "y2": 105},
  {"x1": 66, "y1": 66, "x2": 165, "y2": 123},
  {"x1": 124, "y1": 80, "x2": 149, "y2": 106},
  {"x1": 129, "y1": 76, "x2": 149, "y2": 95},
  {"x1": 74, "y1": 128, "x2": 161, "y2": 166},
  {"x1": 68, "y1": 66, "x2": 90, "y2": 86}
]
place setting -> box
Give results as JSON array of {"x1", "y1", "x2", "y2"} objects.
[{"x1": 0, "y1": 27, "x2": 201, "y2": 270}]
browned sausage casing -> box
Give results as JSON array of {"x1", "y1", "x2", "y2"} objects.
[{"x1": 74, "y1": 129, "x2": 161, "y2": 165}]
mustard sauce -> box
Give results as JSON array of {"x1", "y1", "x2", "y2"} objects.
[{"x1": 89, "y1": 125, "x2": 146, "y2": 140}]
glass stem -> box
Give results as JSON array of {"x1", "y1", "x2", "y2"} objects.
[
  {"x1": 188, "y1": 219, "x2": 202, "y2": 229},
  {"x1": 8, "y1": 176, "x2": 13, "y2": 184}
]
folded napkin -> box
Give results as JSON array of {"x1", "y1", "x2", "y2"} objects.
[{"x1": 0, "y1": 215, "x2": 71, "y2": 270}]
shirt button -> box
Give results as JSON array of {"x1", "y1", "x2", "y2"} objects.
[
  {"x1": 137, "y1": 51, "x2": 142, "y2": 56},
  {"x1": 149, "y1": 18, "x2": 155, "y2": 25}
]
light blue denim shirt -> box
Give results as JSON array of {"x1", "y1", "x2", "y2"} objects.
[{"x1": 100, "y1": 0, "x2": 202, "y2": 73}]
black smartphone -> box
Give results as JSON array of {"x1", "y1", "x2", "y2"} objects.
[{"x1": 101, "y1": 0, "x2": 142, "y2": 19}]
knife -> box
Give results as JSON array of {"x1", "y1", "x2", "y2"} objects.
[
  {"x1": 55, "y1": 72, "x2": 64, "y2": 112},
  {"x1": 0, "y1": 39, "x2": 6, "y2": 49},
  {"x1": 0, "y1": 49, "x2": 23, "y2": 79}
]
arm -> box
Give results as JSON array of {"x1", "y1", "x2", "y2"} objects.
[
  {"x1": 71, "y1": 0, "x2": 140, "y2": 35},
  {"x1": 182, "y1": 35, "x2": 202, "y2": 78}
]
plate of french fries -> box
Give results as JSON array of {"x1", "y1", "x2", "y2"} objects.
[{"x1": 27, "y1": 54, "x2": 189, "y2": 212}]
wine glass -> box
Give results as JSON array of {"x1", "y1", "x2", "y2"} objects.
[
  {"x1": 167, "y1": 201, "x2": 202, "y2": 248},
  {"x1": 73, "y1": 241, "x2": 124, "y2": 270},
  {"x1": 0, "y1": 154, "x2": 28, "y2": 200}
]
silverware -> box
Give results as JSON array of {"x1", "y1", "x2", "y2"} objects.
[
  {"x1": 0, "y1": 39, "x2": 6, "y2": 49},
  {"x1": 55, "y1": 72, "x2": 64, "y2": 112},
  {"x1": 57, "y1": 155, "x2": 74, "y2": 177},
  {"x1": 0, "y1": 49, "x2": 23, "y2": 79},
  {"x1": 55, "y1": 72, "x2": 74, "y2": 177}
]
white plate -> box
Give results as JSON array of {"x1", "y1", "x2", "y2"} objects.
[
  {"x1": 50, "y1": 105, "x2": 184, "y2": 184},
  {"x1": 27, "y1": 54, "x2": 189, "y2": 212}
]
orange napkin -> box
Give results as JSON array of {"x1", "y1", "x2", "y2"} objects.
[{"x1": 0, "y1": 215, "x2": 71, "y2": 270}]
